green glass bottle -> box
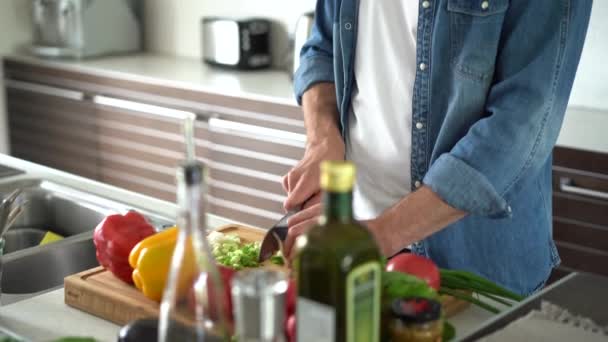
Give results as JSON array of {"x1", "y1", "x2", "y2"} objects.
[{"x1": 295, "y1": 161, "x2": 382, "y2": 342}]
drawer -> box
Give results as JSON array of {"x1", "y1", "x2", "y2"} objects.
[
  {"x1": 552, "y1": 167, "x2": 608, "y2": 227},
  {"x1": 554, "y1": 147, "x2": 608, "y2": 175},
  {"x1": 11, "y1": 141, "x2": 98, "y2": 180},
  {"x1": 553, "y1": 218, "x2": 608, "y2": 252},
  {"x1": 553, "y1": 193, "x2": 608, "y2": 227},
  {"x1": 555, "y1": 241, "x2": 608, "y2": 276}
]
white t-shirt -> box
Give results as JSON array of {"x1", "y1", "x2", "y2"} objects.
[{"x1": 346, "y1": 0, "x2": 419, "y2": 220}]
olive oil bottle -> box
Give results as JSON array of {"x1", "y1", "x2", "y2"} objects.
[{"x1": 295, "y1": 161, "x2": 382, "y2": 342}]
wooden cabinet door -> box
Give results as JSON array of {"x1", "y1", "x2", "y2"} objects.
[
  {"x1": 551, "y1": 147, "x2": 608, "y2": 279},
  {"x1": 92, "y1": 95, "x2": 198, "y2": 203},
  {"x1": 204, "y1": 116, "x2": 305, "y2": 228},
  {"x1": 5, "y1": 79, "x2": 100, "y2": 180}
]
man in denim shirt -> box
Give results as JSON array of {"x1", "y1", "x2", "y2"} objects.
[{"x1": 283, "y1": 0, "x2": 593, "y2": 295}]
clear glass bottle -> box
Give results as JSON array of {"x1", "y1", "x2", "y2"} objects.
[{"x1": 158, "y1": 160, "x2": 229, "y2": 342}]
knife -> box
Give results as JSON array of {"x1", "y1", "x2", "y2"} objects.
[{"x1": 257, "y1": 208, "x2": 300, "y2": 263}]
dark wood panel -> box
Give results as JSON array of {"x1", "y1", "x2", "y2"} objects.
[
  {"x1": 6, "y1": 88, "x2": 93, "y2": 116},
  {"x1": 208, "y1": 204, "x2": 274, "y2": 229},
  {"x1": 97, "y1": 123, "x2": 185, "y2": 155},
  {"x1": 553, "y1": 192, "x2": 608, "y2": 227},
  {"x1": 98, "y1": 137, "x2": 182, "y2": 164},
  {"x1": 555, "y1": 241, "x2": 608, "y2": 276},
  {"x1": 211, "y1": 150, "x2": 293, "y2": 177},
  {"x1": 209, "y1": 186, "x2": 284, "y2": 214},
  {"x1": 100, "y1": 173, "x2": 175, "y2": 203},
  {"x1": 210, "y1": 168, "x2": 284, "y2": 196},
  {"x1": 211, "y1": 130, "x2": 304, "y2": 160},
  {"x1": 554, "y1": 218, "x2": 608, "y2": 252},
  {"x1": 10, "y1": 115, "x2": 98, "y2": 151},
  {"x1": 98, "y1": 157, "x2": 175, "y2": 185},
  {"x1": 552, "y1": 167, "x2": 608, "y2": 194},
  {"x1": 546, "y1": 267, "x2": 572, "y2": 285},
  {"x1": 554, "y1": 146, "x2": 608, "y2": 175},
  {"x1": 96, "y1": 106, "x2": 182, "y2": 135},
  {"x1": 12, "y1": 142, "x2": 98, "y2": 180}
]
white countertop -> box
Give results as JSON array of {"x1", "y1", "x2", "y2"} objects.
[
  {"x1": 0, "y1": 155, "x2": 497, "y2": 341},
  {"x1": 4, "y1": 53, "x2": 297, "y2": 106}
]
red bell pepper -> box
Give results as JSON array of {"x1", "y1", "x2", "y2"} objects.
[{"x1": 93, "y1": 211, "x2": 156, "y2": 284}]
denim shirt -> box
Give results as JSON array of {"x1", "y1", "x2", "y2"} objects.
[{"x1": 294, "y1": 0, "x2": 592, "y2": 295}]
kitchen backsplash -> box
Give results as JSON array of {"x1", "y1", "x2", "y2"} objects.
[
  {"x1": 144, "y1": 0, "x2": 316, "y2": 70},
  {"x1": 568, "y1": 1, "x2": 608, "y2": 111}
]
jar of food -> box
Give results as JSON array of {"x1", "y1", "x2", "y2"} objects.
[{"x1": 389, "y1": 297, "x2": 444, "y2": 342}]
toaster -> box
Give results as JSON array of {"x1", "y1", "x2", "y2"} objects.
[{"x1": 202, "y1": 17, "x2": 272, "y2": 70}]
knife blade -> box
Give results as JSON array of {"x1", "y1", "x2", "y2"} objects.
[{"x1": 257, "y1": 209, "x2": 300, "y2": 263}]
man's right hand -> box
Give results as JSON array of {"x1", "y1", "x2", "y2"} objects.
[
  {"x1": 281, "y1": 83, "x2": 342, "y2": 256},
  {"x1": 282, "y1": 135, "x2": 345, "y2": 211}
]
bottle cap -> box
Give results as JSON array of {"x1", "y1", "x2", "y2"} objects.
[
  {"x1": 320, "y1": 161, "x2": 355, "y2": 192},
  {"x1": 391, "y1": 298, "x2": 442, "y2": 324}
]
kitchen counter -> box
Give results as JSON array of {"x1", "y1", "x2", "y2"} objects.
[
  {"x1": 3, "y1": 53, "x2": 297, "y2": 106},
  {"x1": 5, "y1": 53, "x2": 608, "y2": 156},
  {"x1": 0, "y1": 154, "x2": 498, "y2": 341}
]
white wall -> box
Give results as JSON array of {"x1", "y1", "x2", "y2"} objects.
[
  {"x1": 569, "y1": 1, "x2": 608, "y2": 111},
  {"x1": 144, "y1": 0, "x2": 316, "y2": 69},
  {"x1": 0, "y1": 1, "x2": 32, "y2": 154}
]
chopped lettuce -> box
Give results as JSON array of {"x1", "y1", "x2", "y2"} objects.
[{"x1": 208, "y1": 231, "x2": 262, "y2": 270}]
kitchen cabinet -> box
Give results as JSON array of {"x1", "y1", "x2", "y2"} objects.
[
  {"x1": 3, "y1": 58, "x2": 304, "y2": 228},
  {"x1": 551, "y1": 146, "x2": 608, "y2": 279},
  {"x1": 6, "y1": 79, "x2": 99, "y2": 180}
]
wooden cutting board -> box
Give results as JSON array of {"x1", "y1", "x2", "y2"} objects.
[
  {"x1": 64, "y1": 223, "x2": 468, "y2": 325},
  {"x1": 64, "y1": 224, "x2": 265, "y2": 325}
]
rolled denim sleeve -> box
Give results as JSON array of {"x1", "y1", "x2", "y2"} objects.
[
  {"x1": 424, "y1": 0, "x2": 592, "y2": 218},
  {"x1": 293, "y1": 0, "x2": 336, "y2": 105}
]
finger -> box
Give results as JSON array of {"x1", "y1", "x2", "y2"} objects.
[
  {"x1": 287, "y1": 204, "x2": 321, "y2": 228},
  {"x1": 281, "y1": 173, "x2": 290, "y2": 193},
  {"x1": 284, "y1": 218, "x2": 319, "y2": 258},
  {"x1": 303, "y1": 192, "x2": 322, "y2": 209},
  {"x1": 287, "y1": 168, "x2": 302, "y2": 194},
  {"x1": 284, "y1": 171, "x2": 319, "y2": 210}
]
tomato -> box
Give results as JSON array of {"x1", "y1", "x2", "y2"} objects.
[
  {"x1": 286, "y1": 279, "x2": 296, "y2": 316},
  {"x1": 386, "y1": 253, "x2": 441, "y2": 290},
  {"x1": 285, "y1": 314, "x2": 296, "y2": 342},
  {"x1": 207, "y1": 265, "x2": 238, "y2": 323}
]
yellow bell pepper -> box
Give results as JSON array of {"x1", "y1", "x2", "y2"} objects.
[{"x1": 128, "y1": 226, "x2": 196, "y2": 302}]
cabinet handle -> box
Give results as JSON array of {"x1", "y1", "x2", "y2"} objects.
[
  {"x1": 208, "y1": 117, "x2": 306, "y2": 145},
  {"x1": 559, "y1": 177, "x2": 608, "y2": 201},
  {"x1": 5, "y1": 79, "x2": 84, "y2": 101},
  {"x1": 93, "y1": 95, "x2": 197, "y2": 121}
]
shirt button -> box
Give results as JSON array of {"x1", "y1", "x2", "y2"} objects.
[
  {"x1": 481, "y1": 1, "x2": 489, "y2": 10},
  {"x1": 416, "y1": 122, "x2": 424, "y2": 129},
  {"x1": 419, "y1": 62, "x2": 427, "y2": 71},
  {"x1": 422, "y1": 1, "x2": 431, "y2": 8},
  {"x1": 414, "y1": 180, "x2": 422, "y2": 188},
  {"x1": 344, "y1": 22, "x2": 352, "y2": 30}
]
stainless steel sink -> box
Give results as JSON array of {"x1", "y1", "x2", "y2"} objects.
[
  {"x1": 0, "y1": 177, "x2": 172, "y2": 304},
  {"x1": 2, "y1": 237, "x2": 97, "y2": 294}
]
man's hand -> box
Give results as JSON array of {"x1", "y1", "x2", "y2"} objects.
[
  {"x1": 282, "y1": 82, "x2": 342, "y2": 256},
  {"x1": 282, "y1": 135, "x2": 344, "y2": 211},
  {"x1": 283, "y1": 202, "x2": 323, "y2": 257},
  {"x1": 282, "y1": 82, "x2": 343, "y2": 212}
]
